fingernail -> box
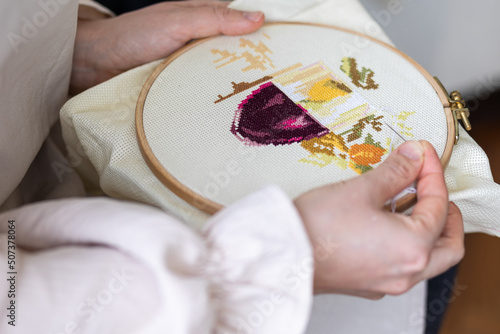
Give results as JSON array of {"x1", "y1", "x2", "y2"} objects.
[
  {"x1": 244, "y1": 11, "x2": 263, "y2": 22},
  {"x1": 398, "y1": 141, "x2": 423, "y2": 161}
]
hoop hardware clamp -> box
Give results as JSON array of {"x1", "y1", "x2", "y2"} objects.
[{"x1": 434, "y1": 77, "x2": 472, "y2": 144}]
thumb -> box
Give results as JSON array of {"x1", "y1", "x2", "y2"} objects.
[
  {"x1": 356, "y1": 140, "x2": 425, "y2": 207},
  {"x1": 176, "y1": 3, "x2": 265, "y2": 40}
]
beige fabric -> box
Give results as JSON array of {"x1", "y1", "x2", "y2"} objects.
[
  {"x1": 0, "y1": 0, "x2": 113, "y2": 211},
  {"x1": 0, "y1": 0, "x2": 78, "y2": 206},
  {"x1": 0, "y1": 136, "x2": 85, "y2": 212},
  {"x1": 61, "y1": 0, "x2": 500, "y2": 236}
]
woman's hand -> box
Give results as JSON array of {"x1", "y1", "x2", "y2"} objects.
[
  {"x1": 294, "y1": 140, "x2": 464, "y2": 299},
  {"x1": 71, "y1": 1, "x2": 264, "y2": 94}
]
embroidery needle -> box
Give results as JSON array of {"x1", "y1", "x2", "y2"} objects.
[{"x1": 384, "y1": 122, "x2": 407, "y2": 142}]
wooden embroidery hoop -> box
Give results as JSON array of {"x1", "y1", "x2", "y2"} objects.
[{"x1": 136, "y1": 22, "x2": 464, "y2": 215}]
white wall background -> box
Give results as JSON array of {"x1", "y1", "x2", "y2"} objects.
[{"x1": 359, "y1": 0, "x2": 500, "y2": 102}]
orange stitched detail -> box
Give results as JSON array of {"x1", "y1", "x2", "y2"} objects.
[{"x1": 349, "y1": 143, "x2": 385, "y2": 166}]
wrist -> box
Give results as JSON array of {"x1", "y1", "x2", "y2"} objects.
[
  {"x1": 71, "y1": 18, "x2": 95, "y2": 95},
  {"x1": 78, "y1": 4, "x2": 112, "y2": 20},
  {"x1": 70, "y1": 16, "x2": 118, "y2": 95},
  {"x1": 294, "y1": 195, "x2": 329, "y2": 294}
]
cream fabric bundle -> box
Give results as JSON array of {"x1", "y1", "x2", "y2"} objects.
[{"x1": 61, "y1": 0, "x2": 500, "y2": 236}]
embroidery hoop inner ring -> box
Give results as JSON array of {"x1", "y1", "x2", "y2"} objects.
[{"x1": 135, "y1": 22, "x2": 455, "y2": 215}]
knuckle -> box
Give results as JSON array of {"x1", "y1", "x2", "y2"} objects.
[
  {"x1": 212, "y1": 5, "x2": 231, "y2": 22},
  {"x1": 401, "y1": 244, "x2": 430, "y2": 274},
  {"x1": 452, "y1": 243, "x2": 465, "y2": 265},
  {"x1": 388, "y1": 278, "x2": 414, "y2": 295},
  {"x1": 385, "y1": 158, "x2": 414, "y2": 183},
  {"x1": 375, "y1": 159, "x2": 415, "y2": 196}
]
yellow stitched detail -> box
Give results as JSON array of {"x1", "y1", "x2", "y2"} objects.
[
  {"x1": 211, "y1": 36, "x2": 275, "y2": 72},
  {"x1": 299, "y1": 153, "x2": 348, "y2": 169},
  {"x1": 307, "y1": 78, "x2": 351, "y2": 102},
  {"x1": 396, "y1": 111, "x2": 416, "y2": 138}
]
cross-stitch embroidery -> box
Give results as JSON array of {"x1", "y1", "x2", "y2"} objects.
[
  {"x1": 231, "y1": 82, "x2": 329, "y2": 146},
  {"x1": 396, "y1": 111, "x2": 416, "y2": 137},
  {"x1": 214, "y1": 63, "x2": 303, "y2": 104},
  {"x1": 341, "y1": 114, "x2": 384, "y2": 143},
  {"x1": 228, "y1": 60, "x2": 414, "y2": 174},
  {"x1": 340, "y1": 57, "x2": 379, "y2": 90},
  {"x1": 211, "y1": 34, "x2": 275, "y2": 72}
]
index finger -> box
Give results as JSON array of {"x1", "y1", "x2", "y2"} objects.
[{"x1": 410, "y1": 141, "x2": 449, "y2": 238}]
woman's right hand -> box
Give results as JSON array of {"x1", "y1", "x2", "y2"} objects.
[{"x1": 294, "y1": 140, "x2": 464, "y2": 299}]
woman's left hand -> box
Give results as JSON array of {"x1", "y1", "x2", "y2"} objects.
[{"x1": 71, "y1": 1, "x2": 264, "y2": 94}]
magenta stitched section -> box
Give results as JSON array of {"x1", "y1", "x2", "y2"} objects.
[{"x1": 231, "y1": 82, "x2": 328, "y2": 146}]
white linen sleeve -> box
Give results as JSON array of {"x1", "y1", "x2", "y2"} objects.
[
  {"x1": 78, "y1": 0, "x2": 114, "y2": 17},
  {"x1": 0, "y1": 185, "x2": 313, "y2": 334}
]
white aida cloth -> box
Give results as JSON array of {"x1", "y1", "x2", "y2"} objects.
[{"x1": 61, "y1": 0, "x2": 500, "y2": 236}]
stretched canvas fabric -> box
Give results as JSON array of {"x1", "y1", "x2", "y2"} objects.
[{"x1": 140, "y1": 24, "x2": 448, "y2": 207}]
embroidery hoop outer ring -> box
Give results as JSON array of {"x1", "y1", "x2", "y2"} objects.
[{"x1": 136, "y1": 22, "x2": 455, "y2": 215}]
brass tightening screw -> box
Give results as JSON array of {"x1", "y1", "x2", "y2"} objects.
[{"x1": 450, "y1": 90, "x2": 472, "y2": 131}]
